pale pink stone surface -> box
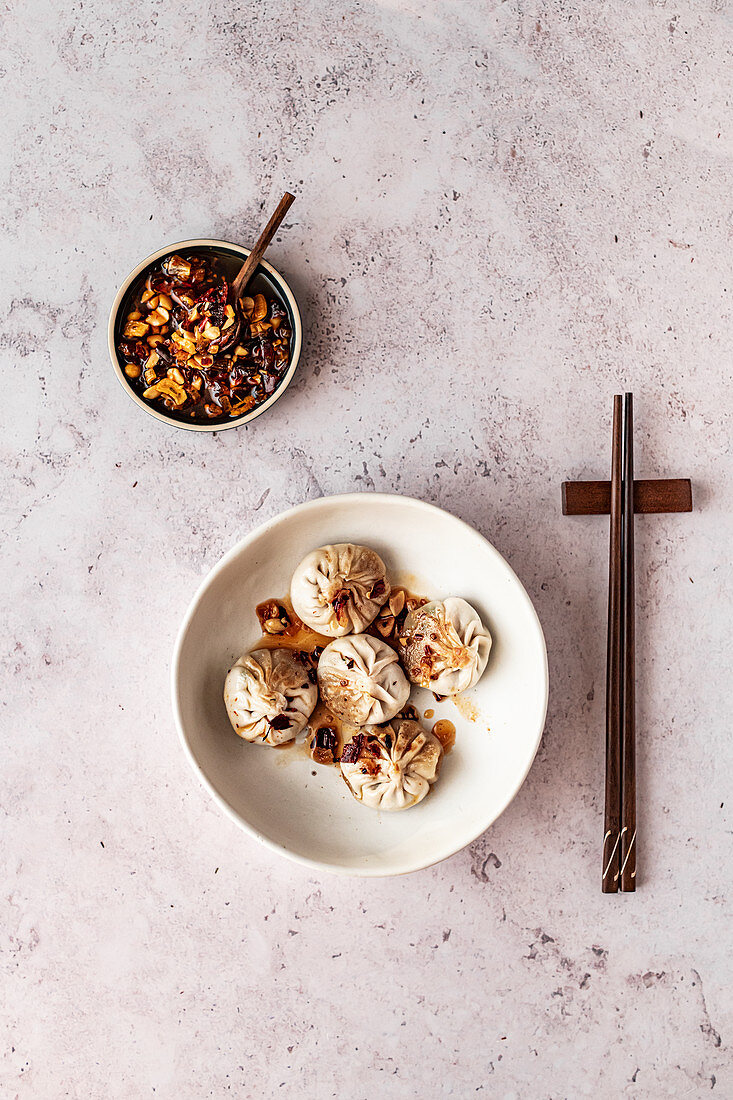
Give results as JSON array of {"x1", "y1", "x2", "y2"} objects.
[{"x1": 1, "y1": 1, "x2": 732, "y2": 1096}]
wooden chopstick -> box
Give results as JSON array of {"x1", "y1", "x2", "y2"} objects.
[
  {"x1": 603, "y1": 395, "x2": 623, "y2": 892},
  {"x1": 620, "y1": 393, "x2": 637, "y2": 890}
]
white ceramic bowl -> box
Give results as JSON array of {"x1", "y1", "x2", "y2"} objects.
[
  {"x1": 108, "y1": 238, "x2": 302, "y2": 432},
  {"x1": 172, "y1": 493, "x2": 548, "y2": 875}
]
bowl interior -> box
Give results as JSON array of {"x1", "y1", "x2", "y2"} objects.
[
  {"x1": 110, "y1": 239, "x2": 302, "y2": 432},
  {"x1": 173, "y1": 494, "x2": 548, "y2": 875}
]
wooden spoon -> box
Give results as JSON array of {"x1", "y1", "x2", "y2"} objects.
[{"x1": 218, "y1": 191, "x2": 295, "y2": 350}]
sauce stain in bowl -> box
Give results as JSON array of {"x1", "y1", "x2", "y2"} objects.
[
  {"x1": 451, "y1": 694, "x2": 480, "y2": 724},
  {"x1": 431, "y1": 718, "x2": 456, "y2": 753}
]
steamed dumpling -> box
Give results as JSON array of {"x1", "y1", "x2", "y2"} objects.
[
  {"x1": 290, "y1": 543, "x2": 390, "y2": 637},
  {"x1": 398, "y1": 597, "x2": 491, "y2": 697},
  {"x1": 317, "y1": 635, "x2": 410, "y2": 726},
  {"x1": 339, "y1": 719, "x2": 443, "y2": 811},
  {"x1": 224, "y1": 648, "x2": 317, "y2": 745}
]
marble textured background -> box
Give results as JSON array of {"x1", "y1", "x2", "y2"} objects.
[{"x1": 2, "y1": 0, "x2": 732, "y2": 1096}]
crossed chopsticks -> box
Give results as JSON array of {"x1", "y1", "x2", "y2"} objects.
[{"x1": 562, "y1": 394, "x2": 692, "y2": 893}]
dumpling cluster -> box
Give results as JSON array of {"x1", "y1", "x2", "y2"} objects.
[
  {"x1": 398, "y1": 597, "x2": 491, "y2": 697},
  {"x1": 224, "y1": 648, "x2": 317, "y2": 745},
  {"x1": 223, "y1": 542, "x2": 493, "y2": 813},
  {"x1": 339, "y1": 719, "x2": 443, "y2": 811}
]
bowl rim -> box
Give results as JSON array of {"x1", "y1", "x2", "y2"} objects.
[
  {"x1": 170, "y1": 492, "x2": 549, "y2": 876},
  {"x1": 107, "y1": 237, "x2": 303, "y2": 432}
]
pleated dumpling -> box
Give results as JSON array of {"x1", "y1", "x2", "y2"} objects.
[
  {"x1": 224, "y1": 648, "x2": 317, "y2": 745},
  {"x1": 317, "y1": 634, "x2": 409, "y2": 726},
  {"x1": 339, "y1": 719, "x2": 443, "y2": 811},
  {"x1": 398, "y1": 597, "x2": 491, "y2": 697},
  {"x1": 290, "y1": 543, "x2": 390, "y2": 637}
]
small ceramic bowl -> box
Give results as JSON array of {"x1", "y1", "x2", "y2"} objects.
[{"x1": 108, "y1": 238, "x2": 303, "y2": 432}]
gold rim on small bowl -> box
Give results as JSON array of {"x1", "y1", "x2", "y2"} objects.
[{"x1": 108, "y1": 238, "x2": 303, "y2": 432}]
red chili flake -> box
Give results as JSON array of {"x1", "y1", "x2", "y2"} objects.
[
  {"x1": 331, "y1": 589, "x2": 352, "y2": 624},
  {"x1": 340, "y1": 734, "x2": 366, "y2": 764}
]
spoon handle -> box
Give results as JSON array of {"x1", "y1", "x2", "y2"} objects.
[{"x1": 231, "y1": 191, "x2": 295, "y2": 301}]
